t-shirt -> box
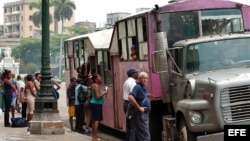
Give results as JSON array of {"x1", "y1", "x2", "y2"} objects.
[
  {"x1": 75, "y1": 84, "x2": 88, "y2": 105},
  {"x1": 17, "y1": 80, "x2": 25, "y2": 89},
  {"x1": 130, "y1": 83, "x2": 151, "y2": 113},
  {"x1": 123, "y1": 77, "x2": 136, "y2": 101},
  {"x1": 90, "y1": 86, "x2": 104, "y2": 105},
  {"x1": 67, "y1": 85, "x2": 76, "y2": 106}
]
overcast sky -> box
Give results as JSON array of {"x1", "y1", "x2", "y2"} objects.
[{"x1": 0, "y1": 0, "x2": 250, "y2": 27}]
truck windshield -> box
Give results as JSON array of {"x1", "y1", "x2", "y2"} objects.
[{"x1": 185, "y1": 37, "x2": 250, "y2": 72}]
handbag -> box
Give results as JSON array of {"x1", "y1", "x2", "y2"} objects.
[
  {"x1": 11, "y1": 117, "x2": 28, "y2": 127},
  {"x1": 126, "y1": 96, "x2": 147, "y2": 119}
]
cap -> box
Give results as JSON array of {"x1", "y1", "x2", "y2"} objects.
[{"x1": 127, "y1": 67, "x2": 138, "y2": 76}]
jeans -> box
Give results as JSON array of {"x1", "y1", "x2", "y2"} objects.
[
  {"x1": 75, "y1": 104, "x2": 85, "y2": 132},
  {"x1": 131, "y1": 112, "x2": 150, "y2": 141},
  {"x1": 3, "y1": 93, "x2": 11, "y2": 126},
  {"x1": 123, "y1": 101, "x2": 136, "y2": 141}
]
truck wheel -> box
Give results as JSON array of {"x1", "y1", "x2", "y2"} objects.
[{"x1": 179, "y1": 119, "x2": 196, "y2": 141}]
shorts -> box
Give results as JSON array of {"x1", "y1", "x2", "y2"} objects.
[
  {"x1": 90, "y1": 103, "x2": 103, "y2": 121},
  {"x1": 11, "y1": 97, "x2": 17, "y2": 106},
  {"x1": 26, "y1": 95, "x2": 35, "y2": 114},
  {"x1": 68, "y1": 106, "x2": 75, "y2": 117}
]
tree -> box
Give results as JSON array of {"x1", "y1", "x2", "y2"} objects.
[
  {"x1": 29, "y1": 0, "x2": 53, "y2": 27},
  {"x1": 11, "y1": 38, "x2": 42, "y2": 73},
  {"x1": 52, "y1": 0, "x2": 76, "y2": 78},
  {"x1": 67, "y1": 25, "x2": 90, "y2": 35}
]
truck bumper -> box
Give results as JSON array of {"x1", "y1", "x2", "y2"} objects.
[{"x1": 197, "y1": 132, "x2": 223, "y2": 141}]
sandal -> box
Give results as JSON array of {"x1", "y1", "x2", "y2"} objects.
[{"x1": 92, "y1": 137, "x2": 102, "y2": 141}]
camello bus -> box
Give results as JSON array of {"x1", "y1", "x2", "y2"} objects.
[{"x1": 64, "y1": 0, "x2": 250, "y2": 140}]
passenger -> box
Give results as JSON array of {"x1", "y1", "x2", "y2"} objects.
[
  {"x1": 51, "y1": 77, "x2": 61, "y2": 91},
  {"x1": 74, "y1": 78, "x2": 88, "y2": 133},
  {"x1": 2, "y1": 69, "x2": 16, "y2": 127},
  {"x1": 123, "y1": 67, "x2": 138, "y2": 141},
  {"x1": 81, "y1": 61, "x2": 90, "y2": 79},
  {"x1": 25, "y1": 74, "x2": 36, "y2": 131},
  {"x1": 130, "y1": 45, "x2": 138, "y2": 60},
  {"x1": 90, "y1": 74, "x2": 108, "y2": 141},
  {"x1": 66, "y1": 77, "x2": 77, "y2": 131},
  {"x1": 76, "y1": 67, "x2": 83, "y2": 78},
  {"x1": 17, "y1": 75, "x2": 27, "y2": 119},
  {"x1": 128, "y1": 72, "x2": 151, "y2": 141},
  {"x1": 10, "y1": 73, "x2": 18, "y2": 118},
  {"x1": 34, "y1": 72, "x2": 41, "y2": 96},
  {"x1": 83, "y1": 76, "x2": 93, "y2": 133}
]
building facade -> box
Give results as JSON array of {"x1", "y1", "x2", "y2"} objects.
[
  {"x1": 106, "y1": 12, "x2": 131, "y2": 27},
  {"x1": 3, "y1": 0, "x2": 75, "y2": 39}
]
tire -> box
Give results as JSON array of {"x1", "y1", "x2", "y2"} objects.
[{"x1": 179, "y1": 119, "x2": 196, "y2": 141}]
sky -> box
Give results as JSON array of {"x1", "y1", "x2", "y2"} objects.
[{"x1": 0, "y1": 0, "x2": 250, "y2": 27}]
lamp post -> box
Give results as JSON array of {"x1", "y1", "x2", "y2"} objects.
[{"x1": 29, "y1": 0, "x2": 64, "y2": 134}]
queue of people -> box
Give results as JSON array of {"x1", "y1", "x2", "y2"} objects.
[
  {"x1": 0, "y1": 70, "x2": 61, "y2": 131},
  {"x1": 67, "y1": 62, "x2": 109, "y2": 141}
]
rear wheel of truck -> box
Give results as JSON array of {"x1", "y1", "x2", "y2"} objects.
[{"x1": 179, "y1": 119, "x2": 196, "y2": 141}]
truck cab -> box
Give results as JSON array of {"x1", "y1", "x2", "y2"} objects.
[{"x1": 154, "y1": 33, "x2": 250, "y2": 141}]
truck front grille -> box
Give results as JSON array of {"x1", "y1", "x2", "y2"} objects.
[{"x1": 221, "y1": 85, "x2": 250, "y2": 123}]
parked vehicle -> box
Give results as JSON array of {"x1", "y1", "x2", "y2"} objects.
[{"x1": 64, "y1": 0, "x2": 250, "y2": 140}]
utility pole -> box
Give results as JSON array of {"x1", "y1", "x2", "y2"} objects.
[{"x1": 29, "y1": 0, "x2": 64, "y2": 134}]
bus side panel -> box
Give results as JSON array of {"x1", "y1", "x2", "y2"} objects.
[{"x1": 101, "y1": 80, "x2": 116, "y2": 130}]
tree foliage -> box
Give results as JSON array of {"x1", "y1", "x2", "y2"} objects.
[
  {"x1": 29, "y1": 0, "x2": 53, "y2": 27},
  {"x1": 52, "y1": 0, "x2": 76, "y2": 21},
  {"x1": 67, "y1": 25, "x2": 90, "y2": 35},
  {"x1": 11, "y1": 38, "x2": 41, "y2": 73}
]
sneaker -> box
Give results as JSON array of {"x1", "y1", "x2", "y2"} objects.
[{"x1": 85, "y1": 128, "x2": 90, "y2": 133}]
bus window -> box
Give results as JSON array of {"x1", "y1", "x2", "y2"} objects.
[
  {"x1": 97, "y1": 51, "x2": 112, "y2": 85},
  {"x1": 161, "y1": 9, "x2": 243, "y2": 47},
  {"x1": 73, "y1": 40, "x2": 80, "y2": 69},
  {"x1": 201, "y1": 9, "x2": 243, "y2": 35},
  {"x1": 161, "y1": 11, "x2": 199, "y2": 47},
  {"x1": 118, "y1": 17, "x2": 148, "y2": 61},
  {"x1": 64, "y1": 42, "x2": 69, "y2": 70}
]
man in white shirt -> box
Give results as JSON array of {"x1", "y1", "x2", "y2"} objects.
[
  {"x1": 17, "y1": 75, "x2": 26, "y2": 118},
  {"x1": 123, "y1": 67, "x2": 138, "y2": 141}
]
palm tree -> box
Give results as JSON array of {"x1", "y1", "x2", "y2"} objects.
[
  {"x1": 29, "y1": 0, "x2": 52, "y2": 28},
  {"x1": 52, "y1": 0, "x2": 76, "y2": 78}
]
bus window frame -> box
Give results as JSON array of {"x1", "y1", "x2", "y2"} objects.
[
  {"x1": 96, "y1": 50, "x2": 112, "y2": 85},
  {"x1": 64, "y1": 42, "x2": 70, "y2": 70},
  {"x1": 118, "y1": 17, "x2": 148, "y2": 61}
]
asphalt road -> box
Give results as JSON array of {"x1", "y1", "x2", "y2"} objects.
[{"x1": 57, "y1": 82, "x2": 124, "y2": 141}]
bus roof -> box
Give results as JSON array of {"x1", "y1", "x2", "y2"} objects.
[{"x1": 65, "y1": 28, "x2": 113, "y2": 50}]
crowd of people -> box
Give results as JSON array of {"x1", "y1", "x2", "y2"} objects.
[
  {"x1": 67, "y1": 62, "x2": 108, "y2": 141},
  {"x1": 0, "y1": 63, "x2": 152, "y2": 141},
  {"x1": 68, "y1": 62, "x2": 152, "y2": 141},
  {"x1": 0, "y1": 70, "x2": 60, "y2": 131}
]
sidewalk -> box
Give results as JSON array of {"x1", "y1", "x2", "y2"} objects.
[{"x1": 0, "y1": 112, "x2": 92, "y2": 141}]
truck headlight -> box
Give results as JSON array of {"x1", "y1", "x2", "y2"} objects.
[{"x1": 190, "y1": 111, "x2": 202, "y2": 124}]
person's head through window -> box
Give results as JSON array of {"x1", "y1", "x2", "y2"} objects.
[{"x1": 130, "y1": 45, "x2": 138, "y2": 60}]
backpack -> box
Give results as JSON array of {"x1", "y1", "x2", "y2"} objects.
[{"x1": 78, "y1": 84, "x2": 88, "y2": 103}]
